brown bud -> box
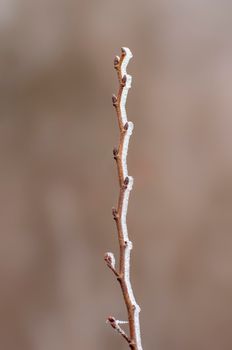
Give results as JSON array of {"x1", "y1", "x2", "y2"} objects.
[
  {"x1": 112, "y1": 94, "x2": 117, "y2": 107},
  {"x1": 114, "y1": 56, "x2": 120, "y2": 67},
  {"x1": 122, "y1": 75, "x2": 127, "y2": 86},
  {"x1": 104, "y1": 254, "x2": 109, "y2": 262},
  {"x1": 121, "y1": 47, "x2": 126, "y2": 55},
  {"x1": 124, "y1": 177, "x2": 129, "y2": 186},
  {"x1": 108, "y1": 316, "x2": 114, "y2": 322},
  {"x1": 113, "y1": 147, "x2": 118, "y2": 158},
  {"x1": 112, "y1": 207, "x2": 118, "y2": 219},
  {"x1": 108, "y1": 316, "x2": 116, "y2": 327},
  {"x1": 124, "y1": 122, "x2": 129, "y2": 131}
]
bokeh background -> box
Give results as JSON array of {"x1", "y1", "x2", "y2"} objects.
[{"x1": 1, "y1": 1, "x2": 232, "y2": 349}]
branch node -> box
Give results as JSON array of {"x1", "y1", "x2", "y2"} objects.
[
  {"x1": 112, "y1": 94, "x2": 118, "y2": 107},
  {"x1": 123, "y1": 176, "x2": 130, "y2": 189},
  {"x1": 114, "y1": 55, "x2": 120, "y2": 68},
  {"x1": 112, "y1": 207, "x2": 118, "y2": 220},
  {"x1": 113, "y1": 146, "x2": 118, "y2": 159},
  {"x1": 125, "y1": 240, "x2": 133, "y2": 250},
  {"x1": 122, "y1": 74, "x2": 127, "y2": 86},
  {"x1": 124, "y1": 122, "x2": 129, "y2": 131},
  {"x1": 129, "y1": 340, "x2": 136, "y2": 349},
  {"x1": 117, "y1": 274, "x2": 123, "y2": 282}
]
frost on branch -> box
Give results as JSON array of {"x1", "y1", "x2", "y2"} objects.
[
  {"x1": 104, "y1": 47, "x2": 143, "y2": 350},
  {"x1": 107, "y1": 317, "x2": 130, "y2": 344},
  {"x1": 104, "y1": 252, "x2": 118, "y2": 277}
]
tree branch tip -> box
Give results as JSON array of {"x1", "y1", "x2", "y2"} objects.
[
  {"x1": 107, "y1": 316, "x2": 116, "y2": 325},
  {"x1": 121, "y1": 47, "x2": 133, "y2": 59},
  {"x1": 121, "y1": 47, "x2": 127, "y2": 55},
  {"x1": 104, "y1": 252, "x2": 116, "y2": 267}
]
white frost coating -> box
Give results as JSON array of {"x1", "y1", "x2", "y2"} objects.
[
  {"x1": 121, "y1": 47, "x2": 133, "y2": 76},
  {"x1": 105, "y1": 252, "x2": 116, "y2": 269},
  {"x1": 121, "y1": 176, "x2": 133, "y2": 242},
  {"x1": 121, "y1": 121, "x2": 134, "y2": 179},
  {"x1": 117, "y1": 320, "x2": 129, "y2": 324},
  {"x1": 120, "y1": 47, "x2": 133, "y2": 126},
  {"x1": 121, "y1": 182, "x2": 142, "y2": 350},
  {"x1": 120, "y1": 48, "x2": 143, "y2": 350},
  {"x1": 120, "y1": 82, "x2": 132, "y2": 125}
]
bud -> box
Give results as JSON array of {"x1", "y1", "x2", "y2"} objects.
[
  {"x1": 112, "y1": 94, "x2": 117, "y2": 106},
  {"x1": 114, "y1": 56, "x2": 120, "y2": 67},
  {"x1": 112, "y1": 207, "x2": 118, "y2": 219},
  {"x1": 122, "y1": 75, "x2": 127, "y2": 86},
  {"x1": 124, "y1": 122, "x2": 129, "y2": 131},
  {"x1": 124, "y1": 177, "x2": 129, "y2": 186},
  {"x1": 108, "y1": 316, "x2": 116, "y2": 327},
  {"x1": 121, "y1": 47, "x2": 126, "y2": 55},
  {"x1": 113, "y1": 147, "x2": 118, "y2": 157}
]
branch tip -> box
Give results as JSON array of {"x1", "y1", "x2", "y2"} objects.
[
  {"x1": 104, "y1": 252, "x2": 119, "y2": 277},
  {"x1": 121, "y1": 47, "x2": 126, "y2": 55},
  {"x1": 104, "y1": 252, "x2": 115, "y2": 267}
]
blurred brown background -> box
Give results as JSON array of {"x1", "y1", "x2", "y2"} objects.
[{"x1": 1, "y1": 0, "x2": 232, "y2": 349}]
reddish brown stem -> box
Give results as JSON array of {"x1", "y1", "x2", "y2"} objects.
[{"x1": 105, "y1": 47, "x2": 143, "y2": 350}]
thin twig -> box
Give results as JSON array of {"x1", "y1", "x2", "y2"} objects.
[{"x1": 104, "y1": 47, "x2": 143, "y2": 350}]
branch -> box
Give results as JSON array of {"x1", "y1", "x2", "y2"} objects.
[
  {"x1": 107, "y1": 317, "x2": 130, "y2": 344},
  {"x1": 104, "y1": 47, "x2": 143, "y2": 350}
]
